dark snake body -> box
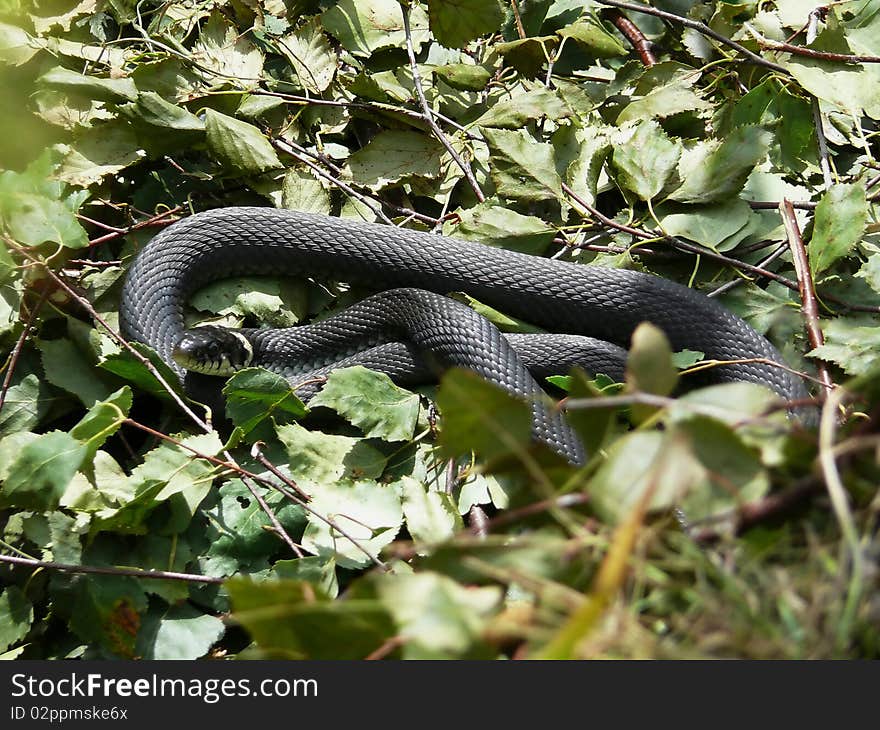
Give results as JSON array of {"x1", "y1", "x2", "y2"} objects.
[{"x1": 119, "y1": 207, "x2": 807, "y2": 465}]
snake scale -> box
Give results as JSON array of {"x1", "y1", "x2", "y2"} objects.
[{"x1": 119, "y1": 207, "x2": 807, "y2": 465}]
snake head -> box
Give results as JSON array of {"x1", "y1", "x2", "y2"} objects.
[{"x1": 172, "y1": 326, "x2": 254, "y2": 376}]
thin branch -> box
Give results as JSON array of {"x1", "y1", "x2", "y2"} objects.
[
  {"x1": 400, "y1": 2, "x2": 486, "y2": 203},
  {"x1": 270, "y1": 137, "x2": 395, "y2": 225},
  {"x1": 87, "y1": 205, "x2": 183, "y2": 248},
  {"x1": 592, "y1": 0, "x2": 786, "y2": 73},
  {"x1": 707, "y1": 241, "x2": 789, "y2": 298},
  {"x1": 276, "y1": 137, "x2": 441, "y2": 226},
  {"x1": 561, "y1": 183, "x2": 880, "y2": 315},
  {"x1": 746, "y1": 23, "x2": 880, "y2": 64},
  {"x1": 6, "y1": 239, "x2": 211, "y2": 431},
  {"x1": 123, "y1": 419, "x2": 387, "y2": 569},
  {"x1": 818, "y1": 385, "x2": 864, "y2": 647},
  {"x1": 0, "y1": 553, "x2": 224, "y2": 584},
  {"x1": 780, "y1": 199, "x2": 833, "y2": 393},
  {"x1": 0, "y1": 289, "x2": 48, "y2": 414},
  {"x1": 603, "y1": 9, "x2": 657, "y2": 67},
  {"x1": 691, "y1": 478, "x2": 822, "y2": 543},
  {"x1": 510, "y1": 0, "x2": 527, "y2": 40}
]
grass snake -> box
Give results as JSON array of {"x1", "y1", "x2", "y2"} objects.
[{"x1": 119, "y1": 207, "x2": 808, "y2": 465}]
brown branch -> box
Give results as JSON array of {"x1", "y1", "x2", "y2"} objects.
[
  {"x1": 780, "y1": 199, "x2": 834, "y2": 393},
  {"x1": 123, "y1": 419, "x2": 386, "y2": 569},
  {"x1": 401, "y1": 3, "x2": 486, "y2": 203},
  {"x1": 603, "y1": 9, "x2": 657, "y2": 67},
  {"x1": 510, "y1": 0, "x2": 527, "y2": 40},
  {"x1": 0, "y1": 553, "x2": 224, "y2": 584},
  {"x1": 273, "y1": 136, "x2": 442, "y2": 226},
  {"x1": 6, "y1": 239, "x2": 211, "y2": 431},
  {"x1": 749, "y1": 29, "x2": 880, "y2": 64},
  {"x1": 87, "y1": 205, "x2": 183, "y2": 248},
  {"x1": 468, "y1": 505, "x2": 490, "y2": 538},
  {"x1": 592, "y1": 0, "x2": 786, "y2": 73},
  {"x1": 692, "y1": 478, "x2": 822, "y2": 543},
  {"x1": 560, "y1": 184, "x2": 880, "y2": 315},
  {"x1": 270, "y1": 137, "x2": 394, "y2": 225},
  {"x1": 0, "y1": 289, "x2": 48, "y2": 415}
]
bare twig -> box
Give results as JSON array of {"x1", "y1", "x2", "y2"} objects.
[
  {"x1": 6, "y1": 239, "x2": 211, "y2": 431},
  {"x1": 592, "y1": 0, "x2": 786, "y2": 73},
  {"x1": 510, "y1": 0, "x2": 527, "y2": 40},
  {"x1": 468, "y1": 505, "x2": 490, "y2": 538},
  {"x1": 603, "y1": 9, "x2": 657, "y2": 67},
  {"x1": 707, "y1": 241, "x2": 789, "y2": 298},
  {"x1": 87, "y1": 205, "x2": 183, "y2": 248},
  {"x1": 270, "y1": 137, "x2": 394, "y2": 225},
  {"x1": 0, "y1": 553, "x2": 224, "y2": 584},
  {"x1": 779, "y1": 200, "x2": 833, "y2": 393},
  {"x1": 0, "y1": 289, "x2": 48, "y2": 415},
  {"x1": 400, "y1": 2, "x2": 486, "y2": 203},
  {"x1": 745, "y1": 23, "x2": 880, "y2": 64},
  {"x1": 561, "y1": 183, "x2": 880, "y2": 315},
  {"x1": 691, "y1": 478, "x2": 822, "y2": 543}
]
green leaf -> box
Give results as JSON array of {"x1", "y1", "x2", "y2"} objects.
[
  {"x1": 57, "y1": 122, "x2": 143, "y2": 187},
  {"x1": 309, "y1": 366, "x2": 419, "y2": 442},
  {"x1": 428, "y1": 0, "x2": 504, "y2": 48},
  {"x1": 0, "y1": 22, "x2": 38, "y2": 66},
  {"x1": 274, "y1": 556, "x2": 339, "y2": 598},
  {"x1": 433, "y1": 63, "x2": 491, "y2": 91},
  {"x1": 658, "y1": 199, "x2": 753, "y2": 251},
  {"x1": 435, "y1": 368, "x2": 532, "y2": 461},
  {"x1": 228, "y1": 577, "x2": 395, "y2": 659},
  {"x1": 374, "y1": 571, "x2": 501, "y2": 658},
  {"x1": 473, "y1": 87, "x2": 571, "y2": 129},
  {"x1": 0, "y1": 373, "x2": 52, "y2": 439},
  {"x1": 204, "y1": 479, "x2": 306, "y2": 577},
  {"x1": 276, "y1": 422, "x2": 388, "y2": 485},
  {"x1": 0, "y1": 156, "x2": 88, "y2": 248},
  {"x1": 0, "y1": 587, "x2": 33, "y2": 652},
  {"x1": 399, "y1": 475, "x2": 462, "y2": 546},
  {"x1": 65, "y1": 574, "x2": 148, "y2": 657},
  {"x1": 810, "y1": 316, "x2": 880, "y2": 376},
  {"x1": 587, "y1": 430, "x2": 702, "y2": 524},
  {"x1": 281, "y1": 168, "x2": 332, "y2": 215},
  {"x1": 445, "y1": 203, "x2": 555, "y2": 254},
  {"x1": 39, "y1": 66, "x2": 138, "y2": 102},
  {"x1": 671, "y1": 349, "x2": 704, "y2": 370},
  {"x1": 141, "y1": 605, "x2": 224, "y2": 660},
  {"x1": 809, "y1": 182, "x2": 867, "y2": 276},
  {"x1": 278, "y1": 18, "x2": 337, "y2": 94},
  {"x1": 784, "y1": 57, "x2": 880, "y2": 119},
  {"x1": 669, "y1": 126, "x2": 771, "y2": 204},
  {"x1": 37, "y1": 338, "x2": 115, "y2": 407},
  {"x1": 98, "y1": 341, "x2": 187, "y2": 402},
  {"x1": 301, "y1": 479, "x2": 403, "y2": 568},
  {"x1": 483, "y1": 128, "x2": 563, "y2": 202},
  {"x1": 322, "y1": 0, "x2": 429, "y2": 57},
  {"x1": 616, "y1": 76, "x2": 712, "y2": 124},
  {"x1": 346, "y1": 130, "x2": 444, "y2": 188},
  {"x1": 70, "y1": 386, "x2": 132, "y2": 463},
  {"x1": 611, "y1": 120, "x2": 681, "y2": 201},
  {"x1": 557, "y1": 15, "x2": 627, "y2": 56},
  {"x1": 192, "y1": 10, "x2": 264, "y2": 82},
  {"x1": 495, "y1": 36, "x2": 557, "y2": 78},
  {"x1": 204, "y1": 109, "x2": 282, "y2": 176},
  {"x1": 0, "y1": 431, "x2": 86, "y2": 510},
  {"x1": 626, "y1": 322, "x2": 677, "y2": 397},
  {"x1": 223, "y1": 368, "x2": 307, "y2": 444}
]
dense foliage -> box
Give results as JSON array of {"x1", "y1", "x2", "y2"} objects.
[{"x1": 0, "y1": 0, "x2": 878, "y2": 659}]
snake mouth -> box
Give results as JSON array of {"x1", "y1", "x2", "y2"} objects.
[{"x1": 172, "y1": 326, "x2": 254, "y2": 376}]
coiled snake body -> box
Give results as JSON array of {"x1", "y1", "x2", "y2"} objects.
[{"x1": 119, "y1": 207, "x2": 807, "y2": 465}]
